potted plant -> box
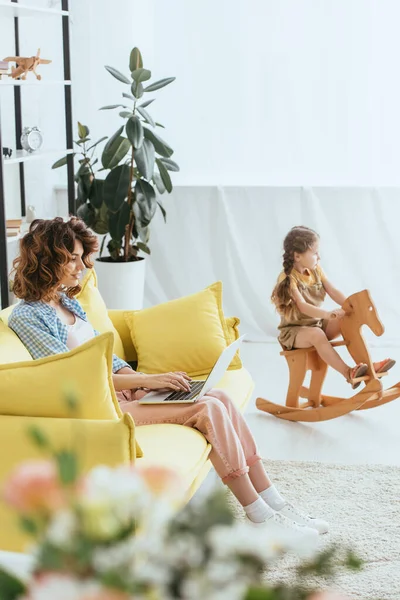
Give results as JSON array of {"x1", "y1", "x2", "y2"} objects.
[{"x1": 53, "y1": 47, "x2": 179, "y2": 309}]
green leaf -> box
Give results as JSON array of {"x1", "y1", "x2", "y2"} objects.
[
  {"x1": 99, "y1": 104, "x2": 128, "y2": 110},
  {"x1": 160, "y1": 157, "x2": 180, "y2": 172},
  {"x1": 104, "y1": 65, "x2": 131, "y2": 84},
  {"x1": 20, "y1": 516, "x2": 39, "y2": 536},
  {"x1": 153, "y1": 172, "x2": 166, "y2": 194},
  {"x1": 109, "y1": 200, "x2": 130, "y2": 241},
  {"x1": 75, "y1": 137, "x2": 90, "y2": 145},
  {"x1": 129, "y1": 47, "x2": 143, "y2": 72},
  {"x1": 156, "y1": 122, "x2": 165, "y2": 128},
  {"x1": 89, "y1": 179, "x2": 104, "y2": 209},
  {"x1": 157, "y1": 200, "x2": 167, "y2": 222},
  {"x1": 119, "y1": 111, "x2": 132, "y2": 118},
  {"x1": 104, "y1": 164, "x2": 130, "y2": 212},
  {"x1": 0, "y1": 567, "x2": 27, "y2": 599},
  {"x1": 156, "y1": 158, "x2": 172, "y2": 192},
  {"x1": 78, "y1": 122, "x2": 89, "y2": 139},
  {"x1": 87, "y1": 136, "x2": 108, "y2": 152},
  {"x1": 77, "y1": 174, "x2": 92, "y2": 203},
  {"x1": 131, "y1": 68, "x2": 151, "y2": 83},
  {"x1": 139, "y1": 99, "x2": 155, "y2": 108},
  {"x1": 27, "y1": 425, "x2": 49, "y2": 449},
  {"x1": 143, "y1": 127, "x2": 173, "y2": 158},
  {"x1": 92, "y1": 203, "x2": 110, "y2": 235},
  {"x1": 144, "y1": 77, "x2": 176, "y2": 92},
  {"x1": 136, "y1": 106, "x2": 155, "y2": 128},
  {"x1": 131, "y1": 81, "x2": 144, "y2": 99},
  {"x1": 126, "y1": 116, "x2": 144, "y2": 149},
  {"x1": 101, "y1": 126, "x2": 131, "y2": 169},
  {"x1": 135, "y1": 179, "x2": 157, "y2": 226},
  {"x1": 77, "y1": 202, "x2": 95, "y2": 228},
  {"x1": 137, "y1": 241, "x2": 150, "y2": 254},
  {"x1": 135, "y1": 139, "x2": 155, "y2": 180},
  {"x1": 52, "y1": 155, "x2": 70, "y2": 169},
  {"x1": 55, "y1": 450, "x2": 78, "y2": 485},
  {"x1": 122, "y1": 92, "x2": 135, "y2": 101}
]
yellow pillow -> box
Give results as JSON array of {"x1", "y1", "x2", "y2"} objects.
[
  {"x1": 75, "y1": 269, "x2": 126, "y2": 361},
  {"x1": 124, "y1": 282, "x2": 242, "y2": 377},
  {"x1": 0, "y1": 320, "x2": 33, "y2": 364},
  {"x1": 0, "y1": 333, "x2": 120, "y2": 420}
]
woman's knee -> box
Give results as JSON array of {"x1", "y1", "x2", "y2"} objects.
[
  {"x1": 206, "y1": 389, "x2": 234, "y2": 408},
  {"x1": 200, "y1": 395, "x2": 229, "y2": 418}
]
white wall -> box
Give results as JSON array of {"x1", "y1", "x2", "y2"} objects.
[
  {"x1": 151, "y1": 0, "x2": 400, "y2": 185},
  {"x1": 4, "y1": 0, "x2": 400, "y2": 220}
]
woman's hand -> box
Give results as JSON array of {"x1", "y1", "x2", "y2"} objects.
[
  {"x1": 328, "y1": 308, "x2": 346, "y2": 320},
  {"x1": 141, "y1": 372, "x2": 192, "y2": 392}
]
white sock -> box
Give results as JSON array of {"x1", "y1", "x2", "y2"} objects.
[
  {"x1": 259, "y1": 485, "x2": 286, "y2": 510},
  {"x1": 243, "y1": 497, "x2": 275, "y2": 523}
]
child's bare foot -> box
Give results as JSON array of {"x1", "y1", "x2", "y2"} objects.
[
  {"x1": 347, "y1": 363, "x2": 368, "y2": 389},
  {"x1": 373, "y1": 358, "x2": 396, "y2": 374}
]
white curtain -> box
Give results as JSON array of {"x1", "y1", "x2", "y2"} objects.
[{"x1": 144, "y1": 187, "x2": 400, "y2": 345}]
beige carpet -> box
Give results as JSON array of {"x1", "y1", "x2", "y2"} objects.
[{"x1": 231, "y1": 459, "x2": 400, "y2": 600}]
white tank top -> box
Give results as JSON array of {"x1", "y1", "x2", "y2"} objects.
[{"x1": 66, "y1": 316, "x2": 95, "y2": 350}]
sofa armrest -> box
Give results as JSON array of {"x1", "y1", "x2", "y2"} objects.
[{"x1": 108, "y1": 309, "x2": 137, "y2": 363}]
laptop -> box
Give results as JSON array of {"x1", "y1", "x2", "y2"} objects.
[{"x1": 138, "y1": 335, "x2": 246, "y2": 404}]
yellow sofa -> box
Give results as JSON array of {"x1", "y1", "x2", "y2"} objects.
[{"x1": 0, "y1": 291, "x2": 254, "y2": 552}]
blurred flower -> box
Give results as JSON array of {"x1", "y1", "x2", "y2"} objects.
[
  {"x1": 46, "y1": 510, "x2": 76, "y2": 547},
  {"x1": 3, "y1": 460, "x2": 65, "y2": 514}
]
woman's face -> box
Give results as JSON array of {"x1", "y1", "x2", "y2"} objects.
[{"x1": 59, "y1": 239, "x2": 86, "y2": 288}]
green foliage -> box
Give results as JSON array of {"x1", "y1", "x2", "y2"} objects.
[{"x1": 53, "y1": 47, "x2": 178, "y2": 261}]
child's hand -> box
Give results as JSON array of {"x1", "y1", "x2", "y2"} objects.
[{"x1": 329, "y1": 308, "x2": 346, "y2": 320}]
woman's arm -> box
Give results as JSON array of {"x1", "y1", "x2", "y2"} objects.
[
  {"x1": 112, "y1": 368, "x2": 191, "y2": 392},
  {"x1": 322, "y1": 278, "x2": 347, "y2": 307}
]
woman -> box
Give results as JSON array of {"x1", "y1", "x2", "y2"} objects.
[{"x1": 9, "y1": 217, "x2": 327, "y2": 538}]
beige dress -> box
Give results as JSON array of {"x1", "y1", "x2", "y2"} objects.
[{"x1": 277, "y1": 265, "x2": 328, "y2": 350}]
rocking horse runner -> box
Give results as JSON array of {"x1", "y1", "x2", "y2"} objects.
[{"x1": 257, "y1": 226, "x2": 399, "y2": 422}]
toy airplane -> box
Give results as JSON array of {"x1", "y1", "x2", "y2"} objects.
[{"x1": 3, "y1": 48, "x2": 51, "y2": 81}]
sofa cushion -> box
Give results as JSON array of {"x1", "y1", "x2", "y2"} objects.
[
  {"x1": 0, "y1": 332, "x2": 121, "y2": 420},
  {"x1": 0, "y1": 320, "x2": 32, "y2": 364},
  {"x1": 75, "y1": 269, "x2": 126, "y2": 361},
  {"x1": 124, "y1": 282, "x2": 242, "y2": 377}
]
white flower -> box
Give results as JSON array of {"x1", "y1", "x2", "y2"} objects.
[
  {"x1": 92, "y1": 536, "x2": 137, "y2": 573},
  {"x1": 163, "y1": 534, "x2": 204, "y2": 568},
  {"x1": 208, "y1": 522, "x2": 278, "y2": 562},
  {"x1": 46, "y1": 510, "x2": 76, "y2": 548},
  {"x1": 21, "y1": 574, "x2": 101, "y2": 600}
]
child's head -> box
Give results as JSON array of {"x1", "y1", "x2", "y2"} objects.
[{"x1": 271, "y1": 226, "x2": 320, "y2": 316}]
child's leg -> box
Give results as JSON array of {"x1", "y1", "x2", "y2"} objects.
[{"x1": 295, "y1": 327, "x2": 350, "y2": 378}]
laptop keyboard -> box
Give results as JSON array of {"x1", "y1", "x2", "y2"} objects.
[{"x1": 164, "y1": 380, "x2": 205, "y2": 402}]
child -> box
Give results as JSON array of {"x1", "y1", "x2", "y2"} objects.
[{"x1": 271, "y1": 226, "x2": 395, "y2": 388}]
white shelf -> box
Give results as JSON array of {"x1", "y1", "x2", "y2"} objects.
[
  {"x1": 0, "y1": 79, "x2": 71, "y2": 86},
  {"x1": 3, "y1": 148, "x2": 73, "y2": 165},
  {"x1": 0, "y1": 1, "x2": 68, "y2": 17}
]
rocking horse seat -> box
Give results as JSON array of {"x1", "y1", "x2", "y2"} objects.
[{"x1": 279, "y1": 340, "x2": 346, "y2": 357}]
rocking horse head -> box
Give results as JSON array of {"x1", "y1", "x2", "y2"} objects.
[{"x1": 342, "y1": 289, "x2": 384, "y2": 337}]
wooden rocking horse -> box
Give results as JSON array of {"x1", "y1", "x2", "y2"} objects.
[{"x1": 256, "y1": 290, "x2": 400, "y2": 422}]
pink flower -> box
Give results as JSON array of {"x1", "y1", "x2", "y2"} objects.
[
  {"x1": 3, "y1": 460, "x2": 65, "y2": 514},
  {"x1": 136, "y1": 464, "x2": 183, "y2": 498}
]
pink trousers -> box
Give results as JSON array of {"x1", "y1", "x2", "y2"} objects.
[{"x1": 117, "y1": 388, "x2": 261, "y2": 483}]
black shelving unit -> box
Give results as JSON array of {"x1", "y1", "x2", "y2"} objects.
[{"x1": 0, "y1": 0, "x2": 75, "y2": 309}]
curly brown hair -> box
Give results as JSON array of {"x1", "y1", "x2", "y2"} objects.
[
  {"x1": 271, "y1": 226, "x2": 319, "y2": 317},
  {"x1": 12, "y1": 217, "x2": 98, "y2": 302}
]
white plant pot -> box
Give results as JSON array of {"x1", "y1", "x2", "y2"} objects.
[{"x1": 94, "y1": 257, "x2": 146, "y2": 310}]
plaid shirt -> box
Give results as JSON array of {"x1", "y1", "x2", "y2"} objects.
[{"x1": 8, "y1": 294, "x2": 129, "y2": 373}]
